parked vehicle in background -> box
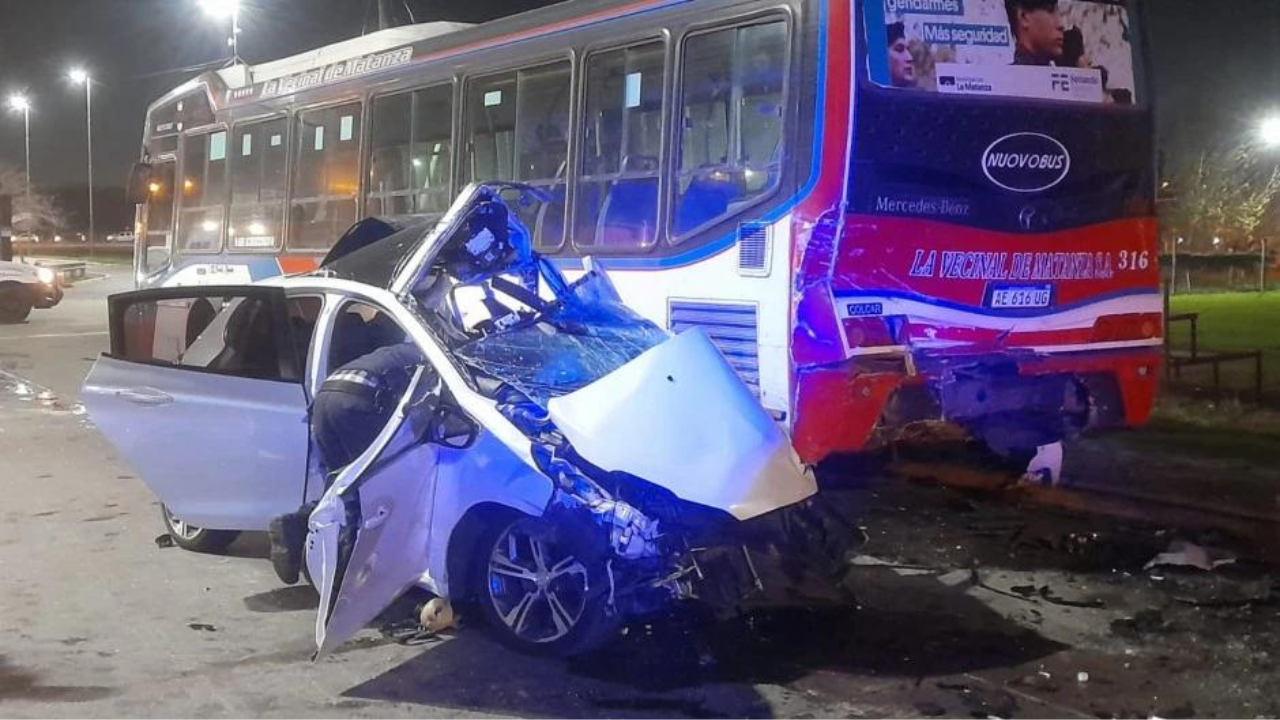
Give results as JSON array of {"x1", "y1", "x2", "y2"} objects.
[
  {"x1": 107, "y1": 232, "x2": 137, "y2": 244},
  {"x1": 123, "y1": 0, "x2": 1161, "y2": 466},
  {"x1": 0, "y1": 259, "x2": 62, "y2": 322}
]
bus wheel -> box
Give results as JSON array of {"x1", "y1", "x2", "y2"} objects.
[{"x1": 161, "y1": 504, "x2": 240, "y2": 554}]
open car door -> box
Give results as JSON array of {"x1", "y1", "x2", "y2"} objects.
[
  {"x1": 307, "y1": 367, "x2": 458, "y2": 658},
  {"x1": 82, "y1": 286, "x2": 310, "y2": 530}
]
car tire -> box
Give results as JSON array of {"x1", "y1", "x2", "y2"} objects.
[
  {"x1": 161, "y1": 505, "x2": 240, "y2": 554},
  {"x1": 473, "y1": 514, "x2": 619, "y2": 657},
  {"x1": 0, "y1": 285, "x2": 32, "y2": 324}
]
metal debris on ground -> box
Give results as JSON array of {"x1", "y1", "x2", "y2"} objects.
[
  {"x1": 153, "y1": 534, "x2": 174, "y2": 549},
  {"x1": 187, "y1": 623, "x2": 216, "y2": 632},
  {"x1": 1110, "y1": 609, "x2": 1171, "y2": 637},
  {"x1": 1144, "y1": 539, "x2": 1238, "y2": 572}
]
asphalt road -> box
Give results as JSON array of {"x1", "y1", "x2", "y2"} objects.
[{"x1": 1, "y1": 268, "x2": 1277, "y2": 718}]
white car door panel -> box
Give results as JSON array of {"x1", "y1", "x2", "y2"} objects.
[
  {"x1": 84, "y1": 356, "x2": 309, "y2": 531},
  {"x1": 308, "y1": 368, "x2": 443, "y2": 657},
  {"x1": 82, "y1": 286, "x2": 311, "y2": 531}
]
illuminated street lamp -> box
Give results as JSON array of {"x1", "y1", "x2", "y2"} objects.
[
  {"x1": 199, "y1": 0, "x2": 242, "y2": 62},
  {"x1": 1261, "y1": 117, "x2": 1280, "y2": 148},
  {"x1": 69, "y1": 68, "x2": 96, "y2": 255},
  {"x1": 6, "y1": 94, "x2": 31, "y2": 202}
]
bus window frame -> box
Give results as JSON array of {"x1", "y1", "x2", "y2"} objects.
[
  {"x1": 139, "y1": 154, "x2": 178, "y2": 280},
  {"x1": 669, "y1": 9, "x2": 795, "y2": 247},
  {"x1": 365, "y1": 79, "x2": 459, "y2": 220},
  {"x1": 286, "y1": 96, "x2": 367, "y2": 254},
  {"x1": 226, "y1": 113, "x2": 292, "y2": 255},
  {"x1": 459, "y1": 52, "x2": 576, "y2": 252},
  {"x1": 176, "y1": 123, "x2": 232, "y2": 256},
  {"x1": 569, "y1": 31, "x2": 672, "y2": 257}
]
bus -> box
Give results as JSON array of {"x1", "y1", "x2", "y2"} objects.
[{"x1": 128, "y1": 0, "x2": 1161, "y2": 465}]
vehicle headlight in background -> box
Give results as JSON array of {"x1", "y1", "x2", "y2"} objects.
[{"x1": 35, "y1": 268, "x2": 55, "y2": 285}]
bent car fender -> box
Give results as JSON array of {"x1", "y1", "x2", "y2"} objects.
[{"x1": 547, "y1": 328, "x2": 817, "y2": 521}]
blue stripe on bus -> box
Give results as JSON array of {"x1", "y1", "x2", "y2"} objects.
[
  {"x1": 832, "y1": 287, "x2": 1162, "y2": 319},
  {"x1": 552, "y1": 0, "x2": 832, "y2": 271}
]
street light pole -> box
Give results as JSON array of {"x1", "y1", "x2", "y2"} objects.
[
  {"x1": 70, "y1": 69, "x2": 94, "y2": 259},
  {"x1": 21, "y1": 105, "x2": 30, "y2": 203},
  {"x1": 86, "y1": 79, "x2": 94, "y2": 259},
  {"x1": 7, "y1": 96, "x2": 31, "y2": 205},
  {"x1": 198, "y1": 0, "x2": 241, "y2": 64}
]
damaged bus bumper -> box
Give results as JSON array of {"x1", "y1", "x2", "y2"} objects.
[{"x1": 792, "y1": 345, "x2": 1162, "y2": 463}]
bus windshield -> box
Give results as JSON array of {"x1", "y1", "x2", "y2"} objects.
[{"x1": 866, "y1": 0, "x2": 1141, "y2": 106}]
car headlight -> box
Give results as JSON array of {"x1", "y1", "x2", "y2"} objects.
[{"x1": 35, "y1": 268, "x2": 56, "y2": 285}]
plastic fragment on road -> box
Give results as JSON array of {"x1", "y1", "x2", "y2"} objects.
[
  {"x1": 1143, "y1": 539, "x2": 1237, "y2": 572},
  {"x1": 1023, "y1": 441, "x2": 1064, "y2": 486}
]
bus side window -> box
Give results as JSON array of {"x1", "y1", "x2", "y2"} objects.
[
  {"x1": 464, "y1": 61, "x2": 570, "y2": 251},
  {"x1": 673, "y1": 20, "x2": 788, "y2": 240},
  {"x1": 368, "y1": 83, "x2": 454, "y2": 217},
  {"x1": 290, "y1": 102, "x2": 362, "y2": 251},
  {"x1": 228, "y1": 117, "x2": 288, "y2": 252},
  {"x1": 178, "y1": 130, "x2": 228, "y2": 253},
  {"x1": 575, "y1": 41, "x2": 666, "y2": 252}
]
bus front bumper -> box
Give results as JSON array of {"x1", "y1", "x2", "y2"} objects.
[{"x1": 791, "y1": 345, "x2": 1162, "y2": 464}]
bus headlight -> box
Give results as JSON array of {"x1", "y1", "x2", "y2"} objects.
[{"x1": 35, "y1": 268, "x2": 56, "y2": 285}]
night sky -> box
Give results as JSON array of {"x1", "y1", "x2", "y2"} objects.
[{"x1": 1, "y1": 0, "x2": 1278, "y2": 201}]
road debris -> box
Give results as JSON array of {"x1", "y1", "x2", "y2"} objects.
[
  {"x1": 1144, "y1": 540, "x2": 1237, "y2": 572},
  {"x1": 153, "y1": 534, "x2": 174, "y2": 549},
  {"x1": 187, "y1": 623, "x2": 216, "y2": 632},
  {"x1": 1110, "y1": 609, "x2": 1171, "y2": 637},
  {"x1": 418, "y1": 597, "x2": 456, "y2": 634}
]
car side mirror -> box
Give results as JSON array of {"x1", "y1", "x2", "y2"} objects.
[
  {"x1": 126, "y1": 162, "x2": 154, "y2": 205},
  {"x1": 428, "y1": 405, "x2": 479, "y2": 450}
]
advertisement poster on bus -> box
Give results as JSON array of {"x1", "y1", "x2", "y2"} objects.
[{"x1": 865, "y1": 0, "x2": 1139, "y2": 105}]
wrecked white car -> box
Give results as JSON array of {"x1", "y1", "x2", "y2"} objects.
[{"x1": 83, "y1": 184, "x2": 854, "y2": 657}]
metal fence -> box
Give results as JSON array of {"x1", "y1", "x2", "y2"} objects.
[{"x1": 1161, "y1": 253, "x2": 1277, "y2": 295}]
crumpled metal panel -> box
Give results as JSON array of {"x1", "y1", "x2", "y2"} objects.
[{"x1": 548, "y1": 328, "x2": 816, "y2": 521}]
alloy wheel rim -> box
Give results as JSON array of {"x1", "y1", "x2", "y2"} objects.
[{"x1": 487, "y1": 522, "x2": 589, "y2": 644}]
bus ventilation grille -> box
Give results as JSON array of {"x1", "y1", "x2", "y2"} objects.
[
  {"x1": 737, "y1": 222, "x2": 772, "y2": 276},
  {"x1": 670, "y1": 301, "x2": 760, "y2": 397}
]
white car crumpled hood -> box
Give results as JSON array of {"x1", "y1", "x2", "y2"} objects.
[{"x1": 547, "y1": 328, "x2": 816, "y2": 521}]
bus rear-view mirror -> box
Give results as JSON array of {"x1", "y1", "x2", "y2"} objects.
[{"x1": 126, "y1": 162, "x2": 154, "y2": 205}]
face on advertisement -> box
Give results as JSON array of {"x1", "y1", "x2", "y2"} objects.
[
  {"x1": 887, "y1": 22, "x2": 916, "y2": 88},
  {"x1": 1008, "y1": 0, "x2": 1064, "y2": 65}
]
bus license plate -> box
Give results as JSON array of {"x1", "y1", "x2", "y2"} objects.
[{"x1": 989, "y1": 285, "x2": 1053, "y2": 309}]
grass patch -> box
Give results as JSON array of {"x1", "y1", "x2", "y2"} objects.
[{"x1": 1167, "y1": 291, "x2": 1280, "y2": 391}]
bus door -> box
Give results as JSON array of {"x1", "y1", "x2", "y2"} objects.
[{"x1": 138, "y1": 160, "x2": 176, "y2": 285}]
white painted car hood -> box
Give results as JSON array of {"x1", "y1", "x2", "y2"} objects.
[{"x1": 547, "y1": 328, "x2": 816, "y2": 520}]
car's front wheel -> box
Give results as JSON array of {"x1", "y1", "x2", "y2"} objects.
[
  {"x1": 474, "y1": 515, "x2": 618, "y2": 657},
  {"x1": 161, "y1": 505, "x2": 240, "y2": 553},
  {"x1": 0, "y1": 285, "x2": 32, "y2": 324}
]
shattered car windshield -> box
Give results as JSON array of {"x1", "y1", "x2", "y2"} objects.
[
  {"x1": 403, "y1": 184, "x2": 669, "y2": 406},
  {"x1": 452, "y1": 284, "x2": 669, "y2": 406}
]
